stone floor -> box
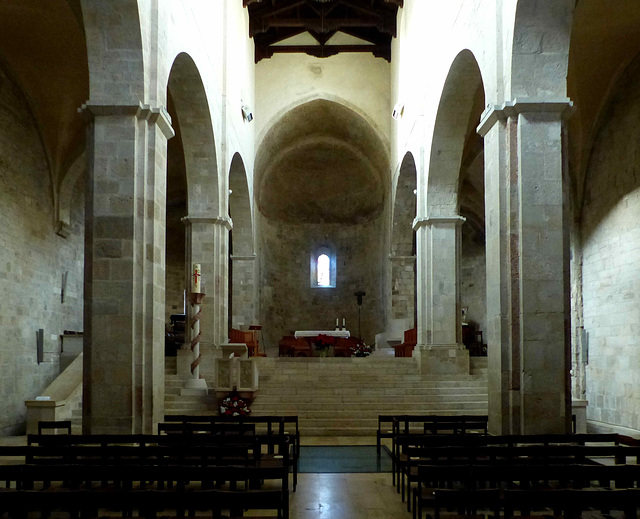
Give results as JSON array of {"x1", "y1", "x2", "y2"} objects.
[{"x1": 0, "y1": 435, "x2": 411, "y2": 519}]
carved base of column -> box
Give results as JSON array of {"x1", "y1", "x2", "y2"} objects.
[{"x1": 419, "y1": 344, "x2": 469, "y2": 375}]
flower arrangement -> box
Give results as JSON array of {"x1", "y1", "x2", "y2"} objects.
[
  {"x1": 314, "y1": 334, "x2": 336, "y2": 350},
  {"x1": 219, "y1": 393, "x2": 251, "y2": 416},
  {"x1": 350, "y1": 340, "x2": 372, "y2": 357}
]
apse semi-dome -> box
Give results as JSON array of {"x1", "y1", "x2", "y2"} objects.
[{"x1": 256, "y1": 99, "x2": 388, "y2": 224}]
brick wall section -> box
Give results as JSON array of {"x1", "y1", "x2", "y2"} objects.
[
  {"x1": 259, "y1": 215, "x2": 385, "y2": 352},
  {"x1": 581, "y1": 55, "x2": 640, "y2": 430},
  {"x1": 0, "y1": 68, "x2": 84, "y2": 434}
]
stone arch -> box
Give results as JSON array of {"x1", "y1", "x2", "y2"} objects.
[
  {"x1": 81, "y1": 0, "x2": 145, "y2": 102},
  {"x1": 510, "y1": 0, "x2": 573, "y2": 99},
  {"x1": 255, "y1": 98, "x2": 388, "y2": 221},
  {"x1": 390, "y1": 152, "x2": 417, "y2": 325},
  {"x1": 168, "y1": 52, "x2": 219, "y2": 215},
  {"x1": 228, "y1": 152, "x2": 256, "y2": 329},
  {"x1": 426, "y1": 49, "x2": 485, "y2": 217},
  {"x1": 256, "y1": 92, "x2": 390, "y2": 166},
  {"x1": 415, "y1": 49, "x2": 486, "y2": 369},
  {"x1": 256, "y1": 97, "x2": 388, "y2": 352}
]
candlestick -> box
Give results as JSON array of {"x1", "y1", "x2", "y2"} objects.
[{"x1": 192, "y1": 263, "x2": 201, "y2": 293}]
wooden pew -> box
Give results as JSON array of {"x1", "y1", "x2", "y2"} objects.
[
  {"x1": 161, "y1": 415, "x2": 300, "y2": 491},
  {"x1": 393, "y1": 431, "x2": 621, "y2": 487},
  {"x1": 378, "y1": 414, "x2": 489, "y2": 482},
  {"x1": 0, "y1": 437, "x2": 292, "y2": 518},
  {"x1": 376, "y1": 415, "x2": 396, "y2": 457},
  {"x1": 415, "y1": 463, "x2": 640, "y2": 519},
  {"x1": 396, "y1": 436, "x2": 639, "y2": 509}
]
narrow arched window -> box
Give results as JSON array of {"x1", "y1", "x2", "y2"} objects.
[
  {"x1": 317, "y1": 254, "x2": 330, "y2": 287},
  {"x1": 310, "y1": 246, "x2": 336, "y2": 288}
]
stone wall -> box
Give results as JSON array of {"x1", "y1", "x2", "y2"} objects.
[
  {"x1": 259, "y1": 215, "x2": 385, "y2": 353},
  {"x1": 231, "y1": 257, "x2": 256, "y2": 329},
  {"x1": 460, "y1": 226, "x2": 487, "y2": 339},
  {"x1": 390, "y1": 257, "x2": 415, "y2": 321},
  {"x1": 581, "y1": 54, "x2": 640, "y2": 430},
  {"x1": 0, "y1": 67, "x2": 84, "y2": 434},
  {"x1": 165, "y1": 260, "x2": 184, "y2": 323}
]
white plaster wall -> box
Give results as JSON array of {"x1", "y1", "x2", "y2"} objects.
[{"x1": 255, "y1": 52, "x2": 391, "y2": 156}]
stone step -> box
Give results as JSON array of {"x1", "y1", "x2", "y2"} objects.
[
  {"x1": 257, "y1": 379, "x2": 485, "y2": 388},
  {"x1": 250, "y1": 402, "x2": 487, "y2": 416},
  {"x1": 165, "y1": 355, "x2": 489, "y2": 436},
  {"x1": 249, "y1": 394, "x2": 487, "y2": 405}
]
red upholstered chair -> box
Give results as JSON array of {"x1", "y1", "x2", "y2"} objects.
[
  {"x1": 334, "y1": 337, "x2": 358, "y2": 357},
  {"x1": 393, "y1": 327, "x2": 417, "y2": 357},
  {"x1": 278, "y1": 336, "x2": 312, "y2": 357}
]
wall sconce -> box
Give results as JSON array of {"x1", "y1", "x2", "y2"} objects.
[
  {"x1": 392, "y1": 102, "x2": 404, "y2": 120},
  {"x1": 241, "y1": 104, "x2": 253, "y2": 122}
]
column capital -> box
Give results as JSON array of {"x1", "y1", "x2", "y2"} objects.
[
  {"x1": 79, "y1": 100, "x2": 174, "y2": 139},
  {"x1": 477, "y1": 97, "x2": 574, "y2": 137},
  {"x1": 412, "y1": 215, "x2": 466, "y2": 231},
  {"x1": 182, "y1": 214, "x2": 233, "y2": 230}
]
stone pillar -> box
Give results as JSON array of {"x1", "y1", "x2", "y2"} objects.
[
  {"x1": 82, "y1": 102, "x2": 174, "y2": 434},
  {"x1": 181, "y1": 216, "x2": 232, "y2": 378},
  {"x1": 389, "y1": 255, "x2": 416, "y2": 321},
  {"x1": 413, "y1": 216, "x2": 469, "y2": 375},
  {"x1": 230, "y1": 254, "x2": 257, "y2": 329},
  {"x1": 478, "y1": 99, "x2": 572, "y2": 435}
]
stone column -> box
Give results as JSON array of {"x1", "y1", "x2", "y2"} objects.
[
  {"x1": 82, "y1": 102, "x2": 174, "y2": 434},
  {"x1": 478, "y1": 99, "x2": 572, "y2": 435},
  {"x1": 230, "y1": 254, "x2": 257, "y2": 329},
  {"x1": 413, "y1": 216, "x2": 469, "y2": 375},
  {"x1": 389, "y1": 255, "x2": 416, "y2": 322},
  {"x1": 180, "y1": 215, "x2": 232, "y2": 380}
]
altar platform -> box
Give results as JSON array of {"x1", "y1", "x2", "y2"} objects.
[{"x1": 294, "y1": 330, "x2": 350, "y2": 339}]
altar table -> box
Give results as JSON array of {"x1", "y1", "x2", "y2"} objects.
[{"x1": 294, "y1": 330, "x2": 350, "y2": 339}]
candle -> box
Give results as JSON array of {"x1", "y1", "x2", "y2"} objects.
[
  {"x1": 192, "y1": 263, "x2": 202, "y2": 293},
  {"x1": 342, "y1": 318, "x2": 345, "y2": 328},
  {"x1": 336, "y1": 318, "x2": 339, "y2": 327}
]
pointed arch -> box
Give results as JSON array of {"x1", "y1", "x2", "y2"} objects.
[
  {"x1": 426, "y1": 50, "x2": 485, "y2": 217},
  {"x1": 229, "y1": 153, "x2": 254, "y2": 256},
  {"x1": 390, "y1": 152, "x2": 417, "y2": 325},
  {"x1": 228, "y1": 153, "x2": 256, "y2": 330},
  {"x1": 167, "y1": 53, "x2": 219, "y2": 216}
]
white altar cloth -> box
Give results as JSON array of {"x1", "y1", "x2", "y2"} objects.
[{"x1": 294, "y1": 330, "x2": 350, "y2": 339}]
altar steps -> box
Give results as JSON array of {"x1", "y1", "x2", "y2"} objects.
[{"x1": 164, "y1": 355, "x2": 488, "y2": 435}]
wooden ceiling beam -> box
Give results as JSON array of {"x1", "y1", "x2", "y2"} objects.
[
  {"x1": 251, "y1": 17, "x2": 384, "y2": 36},
  {"x1": 263, "y1": 44, "x2": 390, "y2": 60}
]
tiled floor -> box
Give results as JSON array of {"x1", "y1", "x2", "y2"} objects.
[
  {"x1": 292, "y1": 437, "x2": 410, "y2": 519},
  {"x1": 0, "y1": 435, "x2": 411, "y2": 518}
]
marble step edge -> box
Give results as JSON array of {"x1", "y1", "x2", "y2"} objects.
[
  {"x1": 225, "y1": 407, "x2": 489, "y2": 418},
  {"x1": 167, "y1": 396, "x2": 488, "y2": 407}
]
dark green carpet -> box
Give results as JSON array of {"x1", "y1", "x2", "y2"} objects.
[{"x1": 298, "y1": 445, "x2": 392, "y2": 473}]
